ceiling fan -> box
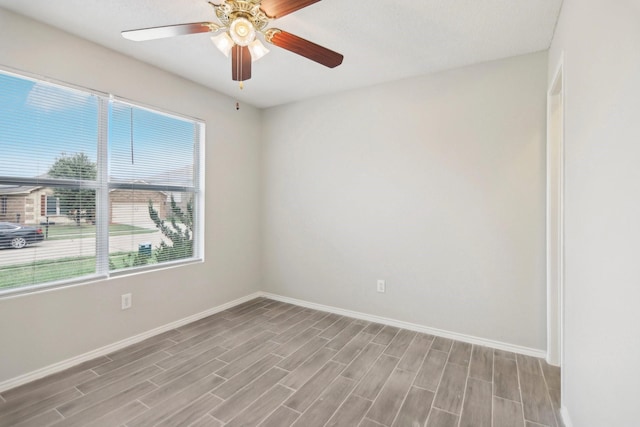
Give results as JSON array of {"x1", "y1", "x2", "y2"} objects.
[{"x1": 122, "y1": 0, "x2": 344, "y2": 89}]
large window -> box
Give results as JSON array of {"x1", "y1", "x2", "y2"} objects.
[{"x1": 0, "y1": 70, "x2": 203, "y2": 294}]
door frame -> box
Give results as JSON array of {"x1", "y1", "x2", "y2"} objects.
[{"x1": 546, "y1": 53, "x2": 565, "y2": 367}]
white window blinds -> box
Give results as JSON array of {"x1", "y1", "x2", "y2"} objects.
[{"x1": 0, "y1": 69, "x2": 203, "y2": 294}]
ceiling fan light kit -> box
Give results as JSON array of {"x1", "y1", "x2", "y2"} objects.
[
  {"x1": 211, "y1": 32, "x2": 234, "y2": 57},
  {"x1": 249, "y1": 39, "x2": 270, "y2": 60},
  {"x1": 122, "y1": 0, "x2": 343, "y2": 89},
  {"x1": 228, "y1": 16, "x2": 256, "y2": 46}
]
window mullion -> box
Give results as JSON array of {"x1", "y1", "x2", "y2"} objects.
[
  {"x1": 95, "y1": 97, "x2": 110, "y2": 276},
  {"x1": 194, "y1": 123, "x2": 204, "y2": 260}
]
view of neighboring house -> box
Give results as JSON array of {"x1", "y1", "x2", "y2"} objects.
[
  {"x1": 0, "y1": 184, "x2": 169, "y2": 227},
  {"x1": 0, "y1": 184, "x2": 48, "y2": 225},
  {"x1": 109, "y1": 188, "x2": 169, "y2": 228}
]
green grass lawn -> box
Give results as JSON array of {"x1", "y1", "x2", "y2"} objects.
[
  {"x1": 44, "y1": 224, "x2": 156, "y2": 240},
  {"x1": 0, "y1": 252, "x2": 153, "y2": 289},
  {"x1": 0, "y1": 255, "x2": 97, "y2": 288}
]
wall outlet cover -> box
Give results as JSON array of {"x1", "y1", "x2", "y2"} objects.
[{"x1": 121, "y1": 293, "x2": 132, "y2": 310}]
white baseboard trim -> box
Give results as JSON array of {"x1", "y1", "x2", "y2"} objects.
[
  {"x1": 1, "y1": 290, "x2": 547, "y2": 393},
  {"x1": 259, "y1": 292, "x2": 546, "y2": 358},
  {"x1": 0, "y1": 292, "x2": 262, "y2": 393},
  {"x1": 560, "y1": 406, "x2": 573, "y2": 427},
  {"x1": 545, "y1": 355, "x2": 561, "y2": 367}
]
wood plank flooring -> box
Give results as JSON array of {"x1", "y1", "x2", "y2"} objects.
[{"x1": 0, "y1": 298, "x2": 563, "y2": 427}]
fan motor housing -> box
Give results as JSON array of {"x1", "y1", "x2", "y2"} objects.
[{"x1": 214, "y1": 0, "x2": 271, "y2": 31}]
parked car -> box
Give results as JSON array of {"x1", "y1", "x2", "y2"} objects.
[{"x1": 0, "y1": 222, "x2": 44, "y2": 249}]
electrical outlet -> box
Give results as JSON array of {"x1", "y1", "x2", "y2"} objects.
[
  {"x1": 377, "y1": 280, "x2": 386, "y2": 293},
  {"x1": 121, "y1": 293, "x2": 132, "y2": 310}
]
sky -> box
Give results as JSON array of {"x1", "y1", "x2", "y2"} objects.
[{"x1": 0, "y1": 71, "x2": 196, "y2": 185}]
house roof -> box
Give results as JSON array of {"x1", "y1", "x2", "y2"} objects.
[{"x1": 0, "y1": 185, "x2": 42, "y2": 195}]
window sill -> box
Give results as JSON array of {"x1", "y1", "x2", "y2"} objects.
[{"x1": 0, "y1": 257, "x2": 203, "y2": 299}]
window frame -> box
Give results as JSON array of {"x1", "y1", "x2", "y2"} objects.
[{"x1": 0, "y1": 68, "x2": 205, "y2": 297}]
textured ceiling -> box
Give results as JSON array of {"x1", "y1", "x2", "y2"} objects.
[{"x1": 0, "y1": 0, "x2": 562, "y2": 108}]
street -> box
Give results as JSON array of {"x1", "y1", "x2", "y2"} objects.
[{"x1": 0, "y1": 231, "x2": 165, "y2": 267}]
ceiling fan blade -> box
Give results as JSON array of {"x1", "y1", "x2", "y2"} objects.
[
  {"x1": 260, "y1": 0, "x2": 321, "y2": 18},
  {"x1": 121, "y1": 22, "x2": 220, "y2": 41},
  {"x1": 265, "y1": 29, "x2": 343, "y2": 68},
  {"x1": 232, "y1": 45, "x2": 252, "y2": 81}
]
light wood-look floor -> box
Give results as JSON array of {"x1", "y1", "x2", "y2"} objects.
[{"x1": 0, "y1": 298, "x2": 563, "y2": 427}]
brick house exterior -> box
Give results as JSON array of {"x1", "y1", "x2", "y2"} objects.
[{"x1": 0, "y1": 185, "x2": 168, "y2": 227}]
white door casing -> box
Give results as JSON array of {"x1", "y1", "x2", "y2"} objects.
[{"x1": 546, "y1": 55, "x2": 564, "y2": 368}]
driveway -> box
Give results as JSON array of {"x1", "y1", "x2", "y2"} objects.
[{"x1": 0, "y1": 231, "x2": 165, "y2": 267}]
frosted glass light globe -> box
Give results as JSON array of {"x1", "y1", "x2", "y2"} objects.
[{"x1": 229, "y1": 17, "x2": 255, "y2": 47}]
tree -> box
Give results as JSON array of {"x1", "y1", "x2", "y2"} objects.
[
  {"x1": 48, "y1": 153, "x2": 97, "y2": 225},
  {"x1": 148, "y1": 195, "x2": 193, "y2": 262}
]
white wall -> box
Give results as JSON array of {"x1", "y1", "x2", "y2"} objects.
[
  {"x1": 0, "y1": 9, "x2": 262, "y2": 384},
  {"x1": 262, "y1": 52, "x2": 548, "y2": 351},
  {"x1": 548, "y1": 1, "x2": 640, "y2": 425}
]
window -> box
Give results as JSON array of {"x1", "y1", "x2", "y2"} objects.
[
  {"x1": 0, "y1": 69, "x2": 203, "y2": 294},
  {"x1": 46, "y1": 196, "x2": 60, "y2": 216}
]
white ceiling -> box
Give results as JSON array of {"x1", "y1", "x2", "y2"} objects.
[{"x1": 0, "y1": 0, "x2": 563, "y2": 108}]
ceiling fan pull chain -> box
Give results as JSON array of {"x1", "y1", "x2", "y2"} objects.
[{"x1": 130, "y1": 108, "x2": 135, "y2": 165}]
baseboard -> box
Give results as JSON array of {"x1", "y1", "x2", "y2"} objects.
[
  {"x1": 0, "y1": 292, "x2": 262, "y2": 393},
  {"x1": 560, "y1": 406, "x2": 573, "y2": 427},
  {"x1": 0, "y1": 290, "x2": 547, "y2": 393},
  {"x1": 545, "y1": 355, "x2": 561, "y2": 367},
  {"x1": 259, "y1": 292, "x2": 546, "y2": 358}
]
